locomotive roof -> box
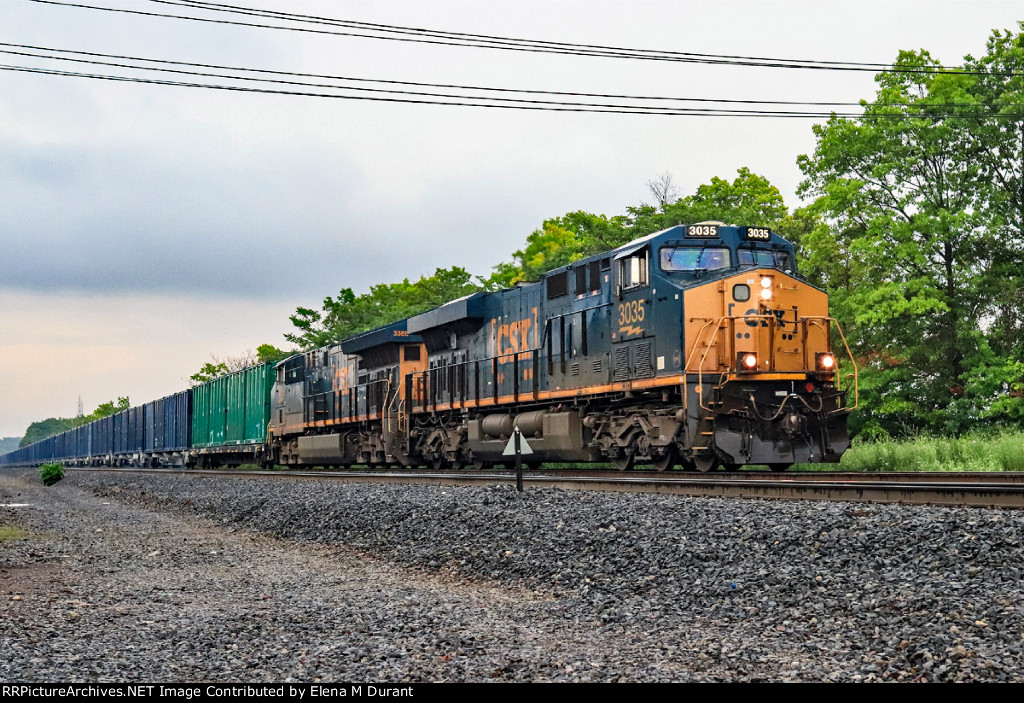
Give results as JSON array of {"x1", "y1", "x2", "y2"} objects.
[
  {"x1": 540, "y1": 223, "x2": 794, "y2": 278},
  {"x1": 407, "y1": 291, "x2": 487, "y2": 334},
  {"x1": 340, "y1": 319, "x2": 422, "y2": 354}
]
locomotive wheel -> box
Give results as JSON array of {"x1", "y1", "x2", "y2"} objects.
[
  {"x1": 613, "y1": 453, "x2": 635, "y2": 471},
  {"x1": 430, "y1": 456, "x2": 449, "y2": 471},
  {"x1": 694, "y1": 453, "x2": 719, "y2": 473},
  {"x1": 769, "y1": 463, "x2": 793, "y2": 473},
  {"x1": 678, "y1": 456, "x2": 698, "y2": 472},
  {"x1": 471, "y1": 459, "x2": 494, "y2": 471},
  {"x1": 651, "y1": 446, "x2": 677, "y2": 472},
  {"x1": 527, "y1": 461, "x2": 543, "y2": 472}
]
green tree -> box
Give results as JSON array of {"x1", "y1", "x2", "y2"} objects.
[
  {"x1": 189, "y1": 346, "x2": 292, "y2": 385},
  {"x1": 488, "y1": 169, "x2": 804, "y2": 286},
  {"x1": 20, "y1": 417, "x2": 77, "y2": 447},
  {"x1": 189, "y1": 361, "x2": 230, "y2": 386},
  {"x1": 19, "y1": 397, "x2": 130, "y2": 447},
  {"x1": 663, "y1": 167, "x2": 789, "y2": 229},
  {"x1": 798, "y1": 36, "x2": 1024, "y2": 436},
  {"x1": 256, "y1": 344, "x2": 290, "y2": 364},
  {"x1": 483, "y1": 212, "x2": 633, "y2": 287},
  {"x1": 90, "y1": 397, "x2": 130, "y2": 419},
  {"x1": 286, "y1": 267, "x2": 482, "y2": 350}
]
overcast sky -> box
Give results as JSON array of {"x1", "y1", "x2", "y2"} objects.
[{"x1": 1, "y1": 0, "x2": 1021, "y2": 438}]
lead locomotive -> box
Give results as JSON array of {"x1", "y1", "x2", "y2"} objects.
[{"x1": 269, "y1": 223, "x2": 855, "y2": 472}]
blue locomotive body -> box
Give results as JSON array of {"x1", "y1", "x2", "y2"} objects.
[{"x1": 270, "y1": 223, "x2": 853, "y2": 472}]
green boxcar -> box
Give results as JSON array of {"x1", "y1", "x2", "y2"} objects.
[
  {"x1": 192, "y1": 363, "x2": 275, "y2": 447},
  {"x1": 246, "y1": 363, "x2": 274, "y2": 442}
]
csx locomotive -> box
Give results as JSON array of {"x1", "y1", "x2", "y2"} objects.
[
  {"x1": 271, "y1": 221, "x2": 855, "y2": 472},
  {"x1": 1, "y1": 222, "x2": 855, "y2": 472}
]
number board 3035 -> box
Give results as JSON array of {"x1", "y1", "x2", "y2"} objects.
[
  {"x1": 743, "y1": 227, "x2": 771, "y2": 241},
  {"x1": 686, "y1": 224, "x2": 719, "y2": 237}
]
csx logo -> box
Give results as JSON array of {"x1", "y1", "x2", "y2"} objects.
[
  {"x1": 744, "y1": 308, "x2": 793, "y2": 328},
  {"x1": 494, "y1": 316, "x2": 534, "y2": 364}
]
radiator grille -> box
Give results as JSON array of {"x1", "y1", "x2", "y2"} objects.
[
  {"x1": 613, "y1": 346, "x2": 631, "y2": 381},
  {"x1": 635, "y1": 341, "x2": 654, "y2": 378}
]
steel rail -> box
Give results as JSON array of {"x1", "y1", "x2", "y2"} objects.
[{"x1": 56, "y1": 466, "x2": 1024, "y2": 509}]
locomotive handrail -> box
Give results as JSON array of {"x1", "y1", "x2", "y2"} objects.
[
  {"x1": 381, "y1": 374, "x2": 395, "y2": 435},
  {"x1": 683, "y1": 317, "x2": 722, "y2": 419},
  {"x1": 308, "y1": 377, "x2": 392, "y2": 424},
  {"x1": 686, "y1": 314, "x2": 858, "y2": 415},
  {"x1": 798, "y1": 316, "x2": 859, "y2": 413},
  {"x1": 692, "y1": 317, "x2": 778, "y2": 415},
  {"x1": 408, "y1": 347, "x2": 542, "y2": 415}
]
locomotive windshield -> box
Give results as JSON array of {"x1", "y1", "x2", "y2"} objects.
[
  {"x1": 737, "y1": 247, "x2": 793, "y2": 271},
  {"x1": 660, "y1": 247, "x2": 731, "y2": 272}
]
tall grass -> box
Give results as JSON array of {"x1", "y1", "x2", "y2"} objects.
[{"x1": 807, "y1": 431, "x2": 1024, "y2": 472}]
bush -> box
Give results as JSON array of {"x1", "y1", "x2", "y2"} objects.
[{"x1": 39, "y1": 462, "x2": 64, "y2": 486}]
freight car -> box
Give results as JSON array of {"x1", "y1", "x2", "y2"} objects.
[
  {"x1": 1, "y1": 222, "x2": 856, "y2": 472},
  {"x1": 1, "y1": 367, "x2": 269, "y2": 469}
]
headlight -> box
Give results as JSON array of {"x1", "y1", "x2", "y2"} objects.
[
  {"x1": 760, "y1": 277, "x2": 773, "y2": 300},
  {"x1": 816, "y1": 352, "x2": 836, "y2": 372},
  {"x1": 737, "y1": 352, "x2": 759, "y2": 372}
]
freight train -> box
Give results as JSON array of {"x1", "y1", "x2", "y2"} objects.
[{"x1": 2, "y1": 222, "x2": 856, "y2": 472}]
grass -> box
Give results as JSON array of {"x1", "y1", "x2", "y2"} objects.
[
  {"x1": 0, "y1": 525, "x2": 31, "y2": 541},
  {"x1": 793, "y1": 430, "x2": 1024, "y2": 472}
]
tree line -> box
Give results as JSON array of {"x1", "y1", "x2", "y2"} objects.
[{"x1": 18, "y1": 397, "x2": 130, "y2": 448}]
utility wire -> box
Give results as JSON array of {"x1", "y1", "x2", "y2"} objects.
[
  {"x1": 28, "y1": 0, "x2": 1024, "y2": 77},
  {"x1": 154, "y1": 0, "x2": 902, "y2": 70},
  {"x1": 4, "y1": 60, "x2": 1022, "y2": 119},
  {"x1": 0, "y1": 41, "x2": 911, "y2": 108},
  {"x1": 2, "y1": 42, "x2": 1016, "y2": 115}
]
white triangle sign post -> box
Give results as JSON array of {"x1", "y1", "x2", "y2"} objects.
[
  {"x1": 502, "y1": 428, "x2": 534, "y2": 456},
  {"x1": 502, "y1": 426, "x2": 532, "y2": 492}
]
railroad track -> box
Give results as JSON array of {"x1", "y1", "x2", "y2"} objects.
[{"x1": 61, "y1": 466, "x2": 1024, "y2": 509}]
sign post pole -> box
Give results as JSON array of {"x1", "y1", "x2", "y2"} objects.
[
  {"x1": 514, "y1": 427, "x2": 523, "y2": 493},
  {"x1": 503, "y1": 426, "x2": 533, "y2": 494}
]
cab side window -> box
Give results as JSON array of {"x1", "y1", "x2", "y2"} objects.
[{"x1": 618, "y1": 250, "x2": 648, "y2": 290}]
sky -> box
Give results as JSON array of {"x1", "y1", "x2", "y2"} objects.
[{"x1": 1, "y1": 0, "x2": 1021, "y2": 438}]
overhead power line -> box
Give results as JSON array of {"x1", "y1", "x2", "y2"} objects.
[
  {"x1": 28, "y1": 0, "x2": 1024, "y2": 77},
  {"x1": 3, "y1": 53, "x2": 1022, "y2": 119},
  {"x1": 0, "y1": 42, "x2": 884, "y2": 109},
  {"x1": 0, "y1": 62, "x2": 860, "y2": 116}
]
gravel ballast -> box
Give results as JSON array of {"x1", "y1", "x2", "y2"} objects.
[{"x1": 2, "y1": 467, "x2": 1023, "y2": 682}]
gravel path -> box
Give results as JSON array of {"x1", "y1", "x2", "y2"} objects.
[{"x1": 2, "y1": 467, "x2": 1024, "y2": 682}]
